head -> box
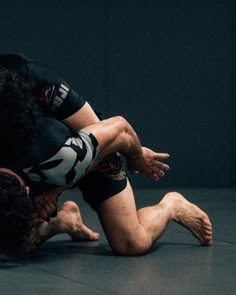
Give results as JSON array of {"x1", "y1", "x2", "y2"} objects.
[
  {"x1": 0, "y1": 170, "x2": 36, "y2": 257},
  {"x1": 0, "y1": 67, "x2": 43, "y2": 162}
]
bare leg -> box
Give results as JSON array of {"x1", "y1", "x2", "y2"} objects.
[
  {"x1": 138, "y1": 192, "x2": 213, "y2": 246},
  {"x1": 97, "y1": 180, "x2": 212, "y2": 256},
  {"x1": 36, "y1": 201, "x2": 99, "y2": 245}
]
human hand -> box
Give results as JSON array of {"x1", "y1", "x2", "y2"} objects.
[
  {"x1": 33, "y1": 187, "x2": 64, "y2": 223},
  {"x1": 127, "y1": 147, "x2": 170, "y2": 181}
]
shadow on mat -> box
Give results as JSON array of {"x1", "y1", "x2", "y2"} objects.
[
  {"x1": 0, "y1": 240, "x2": 205, "y2": 267},
  {"x1": 0, "y1": 240, "x2": 112, "y2": 267}
]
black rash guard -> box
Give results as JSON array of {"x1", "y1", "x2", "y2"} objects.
[
  {"x1": 0, "y1": 53, "x2": 127, "y2": 209},
  {"x1": 0, "y1": 53, "x2": 99, "y2": 194},
  {"x1": 0, "y1": 53, "x2": 86, "y2": 119}
]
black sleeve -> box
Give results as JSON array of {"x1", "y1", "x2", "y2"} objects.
[{"x1": 0, "y1": 53, "x2": 86, "y2": 120}]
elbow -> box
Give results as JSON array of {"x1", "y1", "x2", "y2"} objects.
[
  {"x1": 112, "y1": 116, "x2": 137, "y2": 157},
  {"x1": 113, "y1": 116, "x2": 131, "y2": 135}
]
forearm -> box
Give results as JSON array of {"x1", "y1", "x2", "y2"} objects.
[
  {"x1": 62, "y1": 103, "x2": 142, "y2": 159},
  {"x1": 82, "y1": 116, "x2": 143, "y2": 167},
  {"x1": 116, "y1": 118, "x2": 143, "y2": 160}
]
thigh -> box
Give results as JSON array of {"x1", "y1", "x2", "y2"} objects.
[
  {"x1": 96, "y1": 179, "x2": 142, "y2": 249},
  {"x1": 78, "y1": 152, "x2": 127, "y2": 209}
]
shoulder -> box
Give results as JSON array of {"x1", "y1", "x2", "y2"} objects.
[
  {"x1": 16, "y1": 117, "x2": 72, "y2": 168},
  {"x1": 0, "y1": 52, "x2": 33, "y2": 68}
]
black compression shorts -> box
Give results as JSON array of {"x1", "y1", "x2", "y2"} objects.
[{"x1": 78, "y1": 152, "x2": 128, "y2": 210}]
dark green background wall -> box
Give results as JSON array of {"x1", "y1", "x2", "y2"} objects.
[{"x1": 0, "y1": 0, "x2": 235, "y2": 188}]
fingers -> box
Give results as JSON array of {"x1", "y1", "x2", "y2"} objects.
[
  {"x1": 128, "y1": 147, "x2": 170, "y2": 181},
  {"x1": 32, "y1": 212, "x2": 45, "y2": 224},
  {"x1": 147, "y1": 157, "x2": 170, "y2": 181},
  {"x1": 152, "y1": 160, "x2": 170, "y2": 172},
  {"x1": 154, "y1": 152, "x2": 170, "y2": 160},
  {"x1": 148, "y1": 170, "x2": 164, "y2": 181},
  {"x1": 34, "y1": 198, "x2": 58, "y2": 222},
  {"x1": 33, "y1": 188, "x2": 64, "y2": 224},
  {"x1": 129, "y1": 160, "x2": 170, "y2": 180},
  {"x1": 149, "y1": 157, "x2": 170, "y2": 180},
  {"x1": 153, "y1": 153, "x2": 170, "y2": 170},
  {"x1": 143, "y1": 148, "x2": 170, "y2": 169}
]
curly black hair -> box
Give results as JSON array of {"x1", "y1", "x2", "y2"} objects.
[
  {"x1": 0, "y1": 172, "x2": 36, "y2": 257},
  {"x1": 0, "y1": 67, "x2": 43, "y2": 162}
]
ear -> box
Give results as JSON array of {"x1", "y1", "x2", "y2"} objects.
[{"x1": 25, "y1": 186, "x2": 30, "y2": 196}]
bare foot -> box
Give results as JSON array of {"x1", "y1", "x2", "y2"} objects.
[
  {"x1": 57, "y1": 201, "x2": 100, "y2": 241},
  {"x1": 35, "y1": 201, "x2": 99, "y2": 246},
  {"x1": 161, "y1": 192, "x2": 213, "y2": 246}
]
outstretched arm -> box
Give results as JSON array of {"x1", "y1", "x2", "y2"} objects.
[
  {"x1": 62, "y1": 103, "x2": 170, "y2": 180},
  {"x1": 82, "y1": 116, "x2": 170, "y2": 180}
]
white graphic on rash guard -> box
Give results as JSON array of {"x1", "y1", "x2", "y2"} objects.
[
  {"x1": 52, "y1": 83, "x2": 69, "y2": 110},
  {"x1": 23, "y1": 131, "x2": 99, "y2": 186},
  {"x1": 41, "y1": 85, "x2": 56, "y2": 104},
  {"x1": 41, "y1": 83, "x2": 69, "y2": 109}
]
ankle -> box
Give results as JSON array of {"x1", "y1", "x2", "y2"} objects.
[{"x1": 159, "y1": 195, "x2": 180, "y2": 222}]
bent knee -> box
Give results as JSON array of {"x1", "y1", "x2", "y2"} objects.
[{"x1": 110, "y1": 236, "x2": 151, "y2": 256}]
